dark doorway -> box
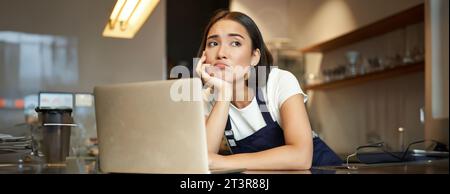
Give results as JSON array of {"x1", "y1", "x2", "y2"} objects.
[{"x1": 166, "y1": 0, "x2": 229, "y2": 79}]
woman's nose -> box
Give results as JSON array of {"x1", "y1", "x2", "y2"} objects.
[{"x1": 216, "y1": 45, "x2": 228, "y2": 59}]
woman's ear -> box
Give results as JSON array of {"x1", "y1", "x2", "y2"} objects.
[{"x1": 250, "y1": 48, "x2": 261, "y2": 67}]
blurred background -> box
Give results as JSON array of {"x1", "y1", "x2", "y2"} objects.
[{"x1": 0, "y1": 0, "x2": 448, "y2": 157}]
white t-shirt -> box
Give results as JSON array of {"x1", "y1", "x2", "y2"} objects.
[{"x1": 204, "y1": 68, "x2": 309, "y2": 141}]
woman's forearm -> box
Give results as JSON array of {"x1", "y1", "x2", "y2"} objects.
[
  {"x1": 205, "y1": 85, "x2": 233, "y2": 153},
  {"x1": 205, "y1": 100, "x2": 231, "y2": 153},
  {"x1": 218, "y1": 145, "x2": 312, "y2": 170}
]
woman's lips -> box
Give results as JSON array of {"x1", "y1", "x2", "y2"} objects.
[{"x1": 214, "y1": 63, "x2": 228, "y2": 70}]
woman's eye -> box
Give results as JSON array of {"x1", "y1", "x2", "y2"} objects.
[
  {"x1": 231, "y1": 41, "x2": 241, "y2": 47},
  {"x1": 207, "y1": 42, "x2": 218, "y2": 47}
]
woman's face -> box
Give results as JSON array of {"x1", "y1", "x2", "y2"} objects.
[{"x1": 204, "y1": 19, "x2": 260, "y2": 83}]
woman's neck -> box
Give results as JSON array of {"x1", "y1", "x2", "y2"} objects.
[{"x1": 231, "y1": 81, "x2": 254, "y2": 109}]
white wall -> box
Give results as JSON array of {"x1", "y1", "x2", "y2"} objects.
[
  {"x1": 287, "y1": 0, "x2": 424, "y2": 49},
  {"x1": 230, "y1": 0, "x2": 290, "y2": 42},
  {"x1": 425, "y1": 0, "x2": 449, "y2": 145},
  {"x1": 231, "y1": 0, "x2": 423, "y2": 48}
]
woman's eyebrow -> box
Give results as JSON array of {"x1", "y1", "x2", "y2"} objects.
[
  {"x1": 207, "y1": 34, "x2": 219, "y2": 40},
  {"x1": 207, "y1": 33, "x2": 245, "y2": 40},
  {"x1": 228, "y1": 33, "x2": 245, "y2": 39}
]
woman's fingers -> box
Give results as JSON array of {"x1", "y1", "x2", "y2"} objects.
[
  {"x1": 195, "y1": 51, "x2": 232, "y2": 100},
  {"x1": 196, "y1": 51, "x2": 217, "y2": 87},
  {"x1": 201, "y1": 63, "x2": 213, "y2": 83},
  {"x1": 196, "y1": 51, "x2": 206, "y2": 77}
]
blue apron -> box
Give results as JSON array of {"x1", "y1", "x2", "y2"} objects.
[{"x1": 223, "y1": 88, "x2": 343, "y2": 167}]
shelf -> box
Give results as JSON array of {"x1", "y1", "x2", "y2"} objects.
[
  {"x1": 303, "y1": 62, "x2": 424, "y2": 91},
  {"x1": 300, "y1": 4, "x2": 424, "y2": 53}
]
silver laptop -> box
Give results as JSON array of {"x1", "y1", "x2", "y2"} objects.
[{"x1": 94, "y1": 78, "x2": 243, "y2": 174}]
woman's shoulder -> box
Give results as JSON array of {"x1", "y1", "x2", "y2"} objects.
[
  {"x1": 268, "y1": 68, "x2": 299, "y2": 85},
  {"x1": 267, "y1": 67, "x2": 307, "y2": 104}
]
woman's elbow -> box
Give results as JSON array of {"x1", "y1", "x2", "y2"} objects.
[
  {"x1": 289, "y1": 147, "x2": 312, "y2": 170},
  {"x1": 290, "y1": 157, "x2": 312, "y2": 170},
  {"x1": 298, "y1": 158, "x2": 312, "y2": 170}
]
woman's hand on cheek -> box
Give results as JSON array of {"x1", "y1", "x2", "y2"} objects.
[{"x1": 196, "y1": 51, "x2": 233, "y2": 101}]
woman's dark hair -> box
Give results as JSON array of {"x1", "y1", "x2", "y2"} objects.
[{"x1": 197, "y1": 10, "x2": 273, "y2": 87}]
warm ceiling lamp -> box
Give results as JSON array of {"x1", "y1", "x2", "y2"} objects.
[{"x1": 103, "y1": 0, "x2": 160, "y2": 39}]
